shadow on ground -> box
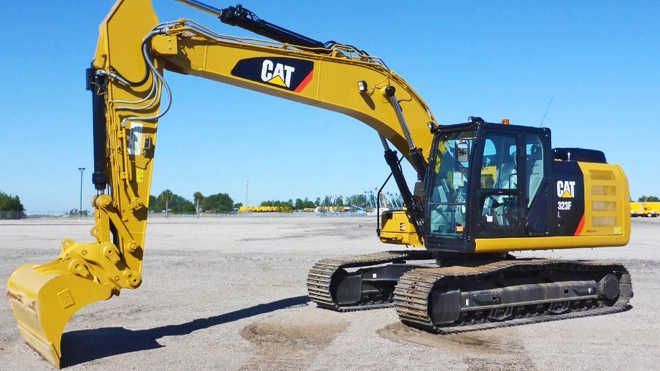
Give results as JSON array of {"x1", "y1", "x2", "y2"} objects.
[{"x1": 60, "y1": 295, "x2": 309, "y2": 368}]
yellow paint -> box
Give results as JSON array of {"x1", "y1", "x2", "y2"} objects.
[
  {"x1": 577, "y1": 162, "x2": 630, "y2": 237},
  {"x1": 268, "y1": 75, "x2": 287, "y2": 87},
  {"x1": 379, "y1": 210, "x2": 423, "y2": 247},
  {"x1": 475, "y1": 234, "x2": 629, "y2": 253}
]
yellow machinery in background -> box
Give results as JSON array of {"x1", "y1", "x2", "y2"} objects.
[
  {"x1": 631, "y1": 201, "x2": 660, "y2": 217},
  {"x1": 7, "y1": 0, "x2": 633, "y2": 367},
  {"x1": 630, "y1": 202, "x2": 644, "y2": 217},
  {"x1": 647, "y1": 202, "x2": 660, "y2": 217},
  {"x1": 238, "y1": 206, "x2": 292, "y2": 213}
]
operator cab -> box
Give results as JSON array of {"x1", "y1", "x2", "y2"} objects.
[{"x1": 424, "y1": 117, "x2": 552, "y2": 252}]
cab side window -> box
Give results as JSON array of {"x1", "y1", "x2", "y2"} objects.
[
  {"x1": 525, "y1": 134, "x2": 545, "y2": 207},
  {"x1": 478, "y1": 134, "x2": 520, "y2": 235},
  {"x1": 480, "y1": 136, "x2": 517, "y2": 190}
]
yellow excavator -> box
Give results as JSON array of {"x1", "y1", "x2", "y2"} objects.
[{"x1": 7, "y1": 0, "x2": 633, "y2": 367}]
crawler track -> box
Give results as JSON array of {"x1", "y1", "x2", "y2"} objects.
[
  {"x1": 307, "y1": 251, "x2": 430, "y2": 311},
  {"x1": 394, "y1": 259, "x2": 633, "y2": 333}
]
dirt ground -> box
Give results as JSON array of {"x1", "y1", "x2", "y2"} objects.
[{"x1": 0, "y1": 215, "x2": 658, "y2": 370}]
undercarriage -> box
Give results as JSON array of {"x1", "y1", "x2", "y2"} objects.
[{"x1": 307, "y1": 251, "x2": 632, "y2": 332}]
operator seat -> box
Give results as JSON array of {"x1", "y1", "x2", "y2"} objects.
[{"x1": 491, "y1": 153, "x2": 517, "y2": 226}]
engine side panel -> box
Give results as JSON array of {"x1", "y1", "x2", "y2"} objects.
[{"x1": 577, "y1": 161, "x2": 631, "y2": 237}]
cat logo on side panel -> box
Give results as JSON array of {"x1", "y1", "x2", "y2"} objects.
[{"x1": 556, "y1": 180, "x2": 576, "y2": 198}]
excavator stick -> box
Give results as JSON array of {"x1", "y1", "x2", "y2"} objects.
[
  {"x1": 6, "y1": 1, "x2": 158, "y2": 366},
  {"x1": 7, "y1": 260, "x2": 113, "y2": 368}
]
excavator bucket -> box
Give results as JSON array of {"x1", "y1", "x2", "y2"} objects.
[{"x1": 7, "y1": 262, "x2": 113, "y2": 368}]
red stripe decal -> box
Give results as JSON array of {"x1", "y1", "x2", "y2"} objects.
[
  {"x1": 574, "y1": 214, "x2": 585, "y2": 236},
  {"x1": 294, "y1": 70, "x2": 313, "y2": 92}
]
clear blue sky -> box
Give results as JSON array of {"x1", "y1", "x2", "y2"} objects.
[{"x1": 0, "y1": 1, "x2": 658, "y2": 214}]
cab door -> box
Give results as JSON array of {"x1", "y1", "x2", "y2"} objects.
[{"x1": 473, "y1": 130, "x2": 526, "y2": 238}]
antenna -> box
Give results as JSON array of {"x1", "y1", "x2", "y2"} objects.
[{"x1": 540, "y1": 96, "x2": 554, "y2": 126}]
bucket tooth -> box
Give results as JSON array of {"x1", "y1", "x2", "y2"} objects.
[{"x1": 7, "y1": 263, "x2": 113, "y2": 368}]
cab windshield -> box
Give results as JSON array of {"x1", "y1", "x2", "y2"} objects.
[{"x1": 429, "y1": 131, "x2": 475, "y2": 238}]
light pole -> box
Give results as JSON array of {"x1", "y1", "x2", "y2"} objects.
[{"x1": 78, "y1": 167, "x2": 85, "y2": 217}]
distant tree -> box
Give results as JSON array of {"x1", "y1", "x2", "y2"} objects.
[
  {"x1": 294, "y1": 198, "x2": 304, "y2": 210},
  {"x1": 234, "y1": 202, "x2": 243, "y2": 209},
  {"x1": 167, "y1": 194, "x2": 195, "y2": 213},
  {"x1": 201, "y1": 193, "x2": 234, "y2": 213},
  {"x1": 336, "y1": 196, "x2": 344, "y2": 207},
  {"x1": 150, "y1": 190, "x2": 194, "y2": 214},
  {"x1": 0, "y1": 192, "x2": 25, "y2": 219},
  {"x1": 149, "y1": 195, "x2": 159, "y2": 210},
  {"x1": 639, "y1": 195, "x2": 660, "y2": 202},
  {"x1": 314, "y1": 197, "x2": 321, "y2": 207},
  {"x1": 303, "y1": 198, "x2": 315, "y2": 208}
]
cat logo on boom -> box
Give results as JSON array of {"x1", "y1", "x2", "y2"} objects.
[
  {"x1": 231, "y1": 57, "x2": 314, "y2": 92},
  {"x1": 260, "y1": 60, "x2": 295, "y2": 88}
]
